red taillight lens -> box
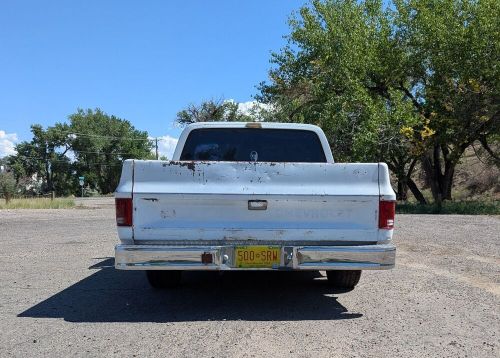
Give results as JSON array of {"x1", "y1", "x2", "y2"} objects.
[
  {"x1": 379, "y1": 200, "x2": 395, "y2": 229},
  {"x1": 116, "y1": 198, "x2": 133, "y2": 226}
]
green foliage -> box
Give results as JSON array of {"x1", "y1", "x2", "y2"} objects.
[
  {"x1": 8, "y1": 124, "x2": 74, "y2": 196},
  {"x1": 394, "y1": 0, "x2": 500, "y2": 203},
  {"x1": 8, "y1": 108, "x2": 153, "y2": 196},
  {"x1": 257, "y1": 0, "x2": 500, "y2": 203},
  {"x1": 396, "y1": 201, "x2": 500, "y2": 215},
  {"x1": 176, "y1": 99, "x2": 254, "y2": 125},
  {"x1": 0, "y1": 171, "x2": 17, "y2": 203},
  {"x1": 68, "y1": 108, "x2": 153, "y2": 194}
]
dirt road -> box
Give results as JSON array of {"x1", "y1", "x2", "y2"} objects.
[{"x1": 0, "y1": 208, "x2": 498, "y2": 357}]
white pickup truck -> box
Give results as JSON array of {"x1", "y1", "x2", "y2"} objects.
[{"x1": 114, "y1": 122, "x2": 396, "y2": 290}]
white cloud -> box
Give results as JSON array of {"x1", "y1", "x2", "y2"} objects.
[
  {"x1": 226, "y1": 100, "x2": 274, "y2": 120},
  {"x1": 0, "y1": 130, "x2": 18, "y2": 158},
  {"x1": 237, "y1": 100, "x2": 262, "y2": 115},
  {"x1": 151, "y1": 135, "x2": 178, "y2": 159}
]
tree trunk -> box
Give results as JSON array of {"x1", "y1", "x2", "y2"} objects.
[
  {"x1": 388, "y1": 158, "x2": 420, "y2": 203},
  {"x1": 44, "y1": 160, "x2": 51, "y2": 194},
  {"x1": 407, "y1": 178, "x2": 427, "y2": 205},
  {"x1": 421, "y1": 144, "x2": 461, "y2": 204},
  {"x1": 443, "y1": 166, "x2": 454, "y2": 201},
  {"x1": 396, "y1": 179, "x2": 408, "y2": 201}
]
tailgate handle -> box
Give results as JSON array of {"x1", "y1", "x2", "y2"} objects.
[{"x1": 248, "y1": 200, "x2": 268, "y2": 210}]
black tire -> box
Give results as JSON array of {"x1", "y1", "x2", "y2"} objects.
[
  {"x1": 146, "y1": 270, "x2": 182, "y2": 289},
  {"x1": 326, "y1": 270, "x2": 361, "y2": 291}
]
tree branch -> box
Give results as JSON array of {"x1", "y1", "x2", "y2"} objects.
[
  {"x1": 479, "y1": 136, "x2": 500, "y2": 164},
  {"x1": 397, "y1": 82, "x2": 425, "y2": 116},
  {"x1": 407, "y1": 177, "x2": 427, "y2": 205},
  {"x1": 406, "y1": 158, "x2": 418, "y2": 179}
]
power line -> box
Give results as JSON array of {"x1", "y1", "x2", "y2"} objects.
[
  {"x1": 64, "y1": 149, "x2": 146, "y2": 155},
  {"x1": 12, "y1": 155, "x2": 127, "y2": 166},
  {"x1": 48, "y1": 130, "x2": 174, "y2": 142},
  {"x1": 50, "y1": 130, "x2": 151, "y2": 141}
]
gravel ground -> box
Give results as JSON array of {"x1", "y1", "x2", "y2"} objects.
[{"x1": 0, "y1": 207, "x2": 498, "y2": 357}]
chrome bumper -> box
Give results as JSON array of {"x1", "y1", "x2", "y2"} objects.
[{"x1": 115, "y1": 244, "x2": 395, "y2": 271}]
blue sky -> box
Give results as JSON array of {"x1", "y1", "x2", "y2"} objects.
[{"x1": 0, "y1": 0, "x2": 306, "y2": 157}]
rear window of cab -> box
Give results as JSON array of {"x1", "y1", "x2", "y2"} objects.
[{"x1": 180, "y1": 128, "x2": 327, "y2": 163}]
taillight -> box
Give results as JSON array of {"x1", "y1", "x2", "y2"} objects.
[
  {"x1": 379, "y1": 200, "x2": 395, "y2": 229},
  {"x1": 116, "y1": 198, "x2": 133, "y2": 226}
]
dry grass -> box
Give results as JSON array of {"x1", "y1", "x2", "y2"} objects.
[{"x1": 0, "y1": 198, "x2": 75, "y2": 209}]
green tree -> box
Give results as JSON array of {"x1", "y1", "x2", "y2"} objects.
[
  {"x1": 257, "y1": 0, "x2": 499, "y2": 204},
  {"x1": 0, "y1": 171, "x2": 17, "y2": 203},
  {"x1": 176, "y1": 99, "x2": 253, "y2": 125},
  {"x1": 8, "y1": 125, "x2": 74, "y2": 196},
  {"x1": 67, "y1": 108, "x2": 153, "y2": 194},
  {"x1": 8, "y1": 108, "x2": 153, "y2": 196},
  {"x1": 394, "y1": 0, "x2": 499, "y2": 204}
]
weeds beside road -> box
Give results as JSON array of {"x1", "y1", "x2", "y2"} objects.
[{"x1": 0, "y1": 197, "x2": 75, "y2": 209}]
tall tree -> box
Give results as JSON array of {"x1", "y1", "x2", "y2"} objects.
[
  {"x1": 67, "y1": 108, "x2": 153, "y2": 194},
  {"x1": 394, "y1": 0, "x2": 500, "y2": 204},
  {"x1": 257, "y1": 0, "x2": 499, "y2": 203},
  {"x1": 9, "y1": 108, "x2": 153, "y2": 196},
  {"x1": 8, "y1": 125, "x2": 74, "y2": 196}
]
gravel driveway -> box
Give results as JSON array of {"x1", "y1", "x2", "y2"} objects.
[{"x1": 0, "y1": 207, "x2": 498, "y2": 357}]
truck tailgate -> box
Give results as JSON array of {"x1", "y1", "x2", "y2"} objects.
[{"x1": 129, "y1": 161, "x2": 383, "y2": 244}]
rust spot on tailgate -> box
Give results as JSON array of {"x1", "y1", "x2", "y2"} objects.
[{"x1": 162, "y1": 161, "x2": 197, "y2": 172}]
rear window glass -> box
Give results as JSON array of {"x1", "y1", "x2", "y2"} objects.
[{"x1": 180, "y1": 128, "x2": 327, "y2": 163}]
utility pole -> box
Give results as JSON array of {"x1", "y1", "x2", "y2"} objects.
[
  {"x1": 45, "y1": 139, "x2": 54, "y2": 200},
  {"x1": 155, "y1": 138, "x2": 159, "y2": 160},
  {"x1": 79, "y1": 176, "x2": 84, "y2": 197}
]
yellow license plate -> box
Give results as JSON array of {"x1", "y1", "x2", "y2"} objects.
[{"x1": 235, "y1": 246, "x2": 281, "y2": 268}]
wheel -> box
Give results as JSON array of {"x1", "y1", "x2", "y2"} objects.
[
  {"x1": 146, "y1": 270, "x2": 182, "y2": 288},
  {"x1": 326, "y1": 270, "x2": 361, "y2": 291}
]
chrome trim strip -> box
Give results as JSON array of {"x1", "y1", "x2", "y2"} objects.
[
  {"x1": 295, "y1": 244, "x2": 396, "y2": 270},
  {"x1": 115, "y1": 246, "x2": 221, "y2": 270},
  {"x1": 295, "y1": 244, "x2": 395, "y2": 270},
  {"x1": 115, "y1": 244, "x2": 396, "y2": 271},
  {"x1": 130, "y1": 240, "x2": 379, "y2": 246}
]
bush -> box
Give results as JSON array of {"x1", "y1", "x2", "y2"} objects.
[{"x1": 0, "y1": 172, "x2": 16, "y2": 203}]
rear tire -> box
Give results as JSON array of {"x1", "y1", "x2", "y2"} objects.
[
  {"x1": 146, "y1": 270, "x2": 182, "y2": 289},
  {"x1": 326, "y1": 270, "x2": 361, "y2": 291}
]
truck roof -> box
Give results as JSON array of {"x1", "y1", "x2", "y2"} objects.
[{"x1": 184, "y1": 121, "x2": 322, "y2": 131}]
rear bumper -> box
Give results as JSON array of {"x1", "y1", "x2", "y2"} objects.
[{"x1": 115, "y1": 244, "x2": 395, "y2": 271}]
